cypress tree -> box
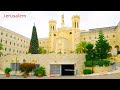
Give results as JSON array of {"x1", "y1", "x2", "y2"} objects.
[{"x1": 29, "y1": 24, "x2": 39, "y2": 54}]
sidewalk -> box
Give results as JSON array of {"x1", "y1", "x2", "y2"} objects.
[{"x1": 80, "y1": 67, "x2": 120, "y2": 76}]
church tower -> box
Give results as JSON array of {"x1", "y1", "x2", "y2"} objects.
[
  {"x1": 49, "y1": 20, "x2": 57, "y2": 52},
  {"x1": 72, "y1": 15, "x2": 80, "y2": 29},
  {"x1": 71, "y1": 15, "x2": 80, "y2": 52}
]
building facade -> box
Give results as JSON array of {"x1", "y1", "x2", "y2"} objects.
[
  {"x1": 0, "y1": 26, "x2": 30, "y2": 56},
  {"x1": 1, "y1": 15, "x2": 120, "y2": 55},
  {"x1": 39, "y1": 15, "x2": 120, "y2": 55}
]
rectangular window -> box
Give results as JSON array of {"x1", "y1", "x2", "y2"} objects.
[
  {"x1": 50, "y1": 64, "x2": 60, "y2": 74},
  {"x1": 36, "y1": 64, "x2": 40, "y2": 69},
  {"x1": 1, "y1": 32, "x2": 3, "y2": 35},
  {"x1": 10, "y1": 63, "x2": 20, "y2": 71}
]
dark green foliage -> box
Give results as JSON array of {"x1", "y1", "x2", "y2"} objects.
[
  {"x1": 4, "y1": 68, "x2": 12, "y2": 74},
  {"x1": 34, "y1": 66, "x2": 46, "y2": 76},
  {"x1": 83, "y1": 69, "x2": 92, "y2": 75},
  {"x1": 85, "y1": 43, "x2": 96, "y2": 61},
  {"x1": 84, "y1": 60, "x2": 110, "y2": 67},
  {"x1": 84, "y1": 61, "x2": 93, "y2": 67},
  {"x1": 29, "y1": 25, "x2": 39, "y2": 54},
  {"x1": 95, "y1": 30, "x2": 110, "y2": 60}
]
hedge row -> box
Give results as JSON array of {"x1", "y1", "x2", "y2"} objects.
[{"x1": 84, "y1": 60, "x2": 110, "y2": 67}]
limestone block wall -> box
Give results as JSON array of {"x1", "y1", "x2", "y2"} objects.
[
  {"x1": 0, "y1": 53, "x2": 85, "y2": 76},
  {"x1": 84, "y1": 66, "x2": 111, "y2": 73}
]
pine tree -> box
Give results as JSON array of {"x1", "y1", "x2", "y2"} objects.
[
  {"x1": 85, "y1": 43, "x2": 95, "y2": 61},
  {"x1": 29, "y1": 25, "x2": 39, "y2": 54},
  {"x1": 95, "y1": 30, "x2": 110, "y2": 60}
]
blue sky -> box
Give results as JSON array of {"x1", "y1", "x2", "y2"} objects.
[{"x1": 0, "y1": 11, "x2": 120, "y2": 38}]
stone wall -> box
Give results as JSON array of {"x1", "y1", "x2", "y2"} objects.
[
  {"x1": 0, "y1": 53, "x2": 85, "y2": 76},
  {"x1": 84, "y1": 66, "x2": 111, "y2": 73}
]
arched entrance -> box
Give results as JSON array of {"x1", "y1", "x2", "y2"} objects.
[
  {"x1": 115, "y1": 45, "x2": 119, "y2": 54},
  {"x1": 109, "y1": 46, "x2": 112, "y2": 52}
]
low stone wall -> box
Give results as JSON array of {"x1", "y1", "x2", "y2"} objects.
[
  {"x1": 0, "y1": 53, "x2": 85, "y2": 76},
  {"x1": 84, "y1": 65, "x2": 111, "y2": 73}
]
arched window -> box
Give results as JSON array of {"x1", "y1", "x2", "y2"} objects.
[
  {"x1": 6, "y1": 41, "x2": 7, "y2": 44},
  {"x1": 1, "y1": 39, "x2": 2, "y2": 43},
  {"x1": 54, "y1": 34, "x2": 56, "y2": 36},
  {"x1": 75, "y1": 22, "x2": 76, "y2": 28},
  {"x1": 113, "y1": 35, "x2": 115, "y2": 37},
  {"x1": 53, "y1": 26, "x2": 54, "y2": 30},
  {"x1": 1, "y1": 32, "x2": 3, "y2": 35},
  {"x1": 5, "y1": 47, "x2": 7, "y2": 51},
  {"x1": 77, "y1": 22, "x2": 79, "y2": 28},
  {"x1": 23, "y1": 59, "x2": 26, "y2": 63}
]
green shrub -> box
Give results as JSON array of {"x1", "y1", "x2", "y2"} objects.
[
  {"x1": 84, "y1": 60, "x2": 110, "y2": 67},
  {"x1": 83, "y1": 69, "x2": 92, "y2": 75},
  {"x1": 103, "y1": 60, "x2": 110, "y2": 66},
  {"x1": 4, "y1": 68, "x2": 12, "y2": 74},
  {"x1": 84, "y1": 61, "x2": 93, "y2": 67},
  {"x1": 34, "y1": 66, "x2": 46, "y2": 76}
]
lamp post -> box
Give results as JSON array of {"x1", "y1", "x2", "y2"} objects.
[
  {"x1": 15, "y1": 57, "x2": 17, "y2": 75},
  {"x1": 15, "y1": 56, "x2": 18, "y2": 75}
]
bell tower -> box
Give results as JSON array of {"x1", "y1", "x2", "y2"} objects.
[
  {"x1": 72, "y1": 15, "x2": 80, "y2": 29},
  {"x1": 71, "y1": 15, "x2": 80, "y2": 52},
  {"x1": 49, "y1": 20, "x2": 57, "y2": 52}
]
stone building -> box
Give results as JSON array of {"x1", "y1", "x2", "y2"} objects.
[
  {"x1": 0, "y1": 14, "x2": 119, "y2": 76},
  {"x1": 0, "y1": 26, "x2": 30, "y2": 56}
]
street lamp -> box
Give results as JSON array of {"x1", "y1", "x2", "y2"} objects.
[
  {"x1": 15, "y1": 55, "x2": 18, "y2": 75},
  {"x1": 15, "y1": 57, "x2": 17, "y2": 75}
]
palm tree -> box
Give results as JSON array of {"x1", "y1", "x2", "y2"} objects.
[
  {"x1": 75, "y1": 41, "x2": 88, "y2": 53},
  {"x1": 38, "y1": 46, "x2": 47, "y2": 54},
  {"x1": 0, "y1": 43, "x2": 3, "y2": 56}
]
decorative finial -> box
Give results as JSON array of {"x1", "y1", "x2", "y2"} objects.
[
  {"x1": 34, "y1": 22, "x2": 35, "y2": 26},
  {"x1": 61, "y1": 14, "x2": 64, "y2": 27}
]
